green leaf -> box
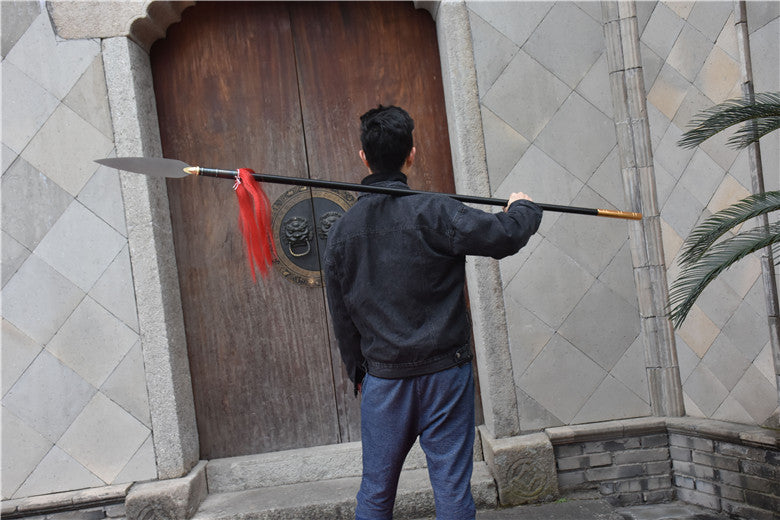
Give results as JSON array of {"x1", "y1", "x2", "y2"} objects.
[
  {"x1": 669, "y1": 222, "x2": 780, "y2": 328},
  {"x1": 678, "y1": 191, "x2": 780, "y2": 265},
  {"x1": 678, "y1": 92, "x2": 780, "y2": 150}
]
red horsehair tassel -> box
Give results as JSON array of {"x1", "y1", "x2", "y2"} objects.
[{"x1": 234, "y1": 168, "x2": 276, "y2": 281}]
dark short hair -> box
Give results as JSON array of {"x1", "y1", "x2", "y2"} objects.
[{"x1": 360, "y1": 105, "x2": 415, "y2": 174}]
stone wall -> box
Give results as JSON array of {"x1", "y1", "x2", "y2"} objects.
[
  {"x1": 548, "y1": 418, "x2": 779, "y2": 520},
  {"x1": 467, "y1": 0, "x2": 779, "y2": 430},
  {"x1": 1, "y1": 1, "x2": 157, "y2": 501}
]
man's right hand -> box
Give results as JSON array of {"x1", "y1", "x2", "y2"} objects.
[{"x1": 504, "y1": 192, "x2": 533, "y2": 211}]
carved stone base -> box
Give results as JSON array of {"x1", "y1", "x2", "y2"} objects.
[{"x1": 479, "y1": 427, "x2": 559, "y2": 506}]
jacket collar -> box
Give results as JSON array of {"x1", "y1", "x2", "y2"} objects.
[{"x1": 361, "y1": 171, "x2": 408, "y2": 186}]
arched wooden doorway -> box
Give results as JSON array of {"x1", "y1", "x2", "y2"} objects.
[{"x1": 151, "y1": 1, "x2": 456, "y2": 459}]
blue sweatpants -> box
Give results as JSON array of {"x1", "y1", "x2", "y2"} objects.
[{"x1": 355, "y1": 363, "x2": 476, "y2": 520}]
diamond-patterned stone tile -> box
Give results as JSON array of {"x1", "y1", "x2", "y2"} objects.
[
  {"x1": 547, "y1": 187, "x2": 628, "y2": 278},
  {"x1": 467, "y1": 1, "x2": 552, "y2": 47},
  {"x1": 715, "y1": 12, "x2": 738, "y2": 60},
  {"x1": 718, "y1": 250, "x2": 761, "y2": 299},
  {"x1": 746, "y1": 0, "x2": 780, "y2": 33},
  {"x1": 506, "y1": 240, "x2": 595, "y2": 329},
  {"x1": 661, "y1": 183, "x2": 703, "y2": 239},
  {"x1": 641, "y1": 3, "x2": 685, "y2": 60},
  {"x1": 2, "y1": 143, "x2": 16, "y2": 174},
  {"x1": 47, "y1": 297, "x2": 138, "y2": 388},
  {"x1": 610, "y1": 336, "x2": 650, "y2": 403},
  {"x1": 1, "y1": 156, "x2": 73, "y2": 251},
  {"x1": 559, "y1": 280, "x2": 639, "y2": 371},
  {"x1": 701, "y1": 333, "x2": 751, "y2": 391},
  {"x1": 523, "y1": 2, "x2": 603, "y2": 88},
  {"x1": 89, "y1": 245, "x2": 138, "y2": 332},
  {"x1": 468, "y1": 10, "x2": 518, "y2": 98},
  {"x1": 34, "y1": 201, "x2": 126, "y2": 292},
  {"x1": 586, "y1": 147, "x2": 625, "y2": 210},
  {"x1": 597, "y1": 241, "x2": 638, "y2": 308},
  {"x1": 676, "y1": 304, "x2": 719, "y2": 358},
  {"x1": 100, "y1": 341, "x2": 150, "y2": 427},
  {"x1": 499, "y1": 233, "x2": 541, "y2": 288},
  {"x1": 58, "y1": 393, "x2": 150, "y2": 483},
  {"x1": 518, "y1": 333, "x2": 607, "y2": 424},
  {"x1": 679, "y1": 149, "x2": 725, "y2": 207},
  {"x1": 516, "y1": 387, "x2": 563, "y2": 433},
  {"x1": 675, "y1": 335, "x2": 700, "y2": 383},
  {"x1": 683, "y1": 392, "x2": 706, "y2": 418},
  {"x1": 749, "y1": 18, "x2": 779, "y2": 94},
  {"x1": 12, "y1": 445, "x2": 103, "y2": 498},
  {"x1": 1, "y1": 60, "x2": 59, "y2": 155},
  {"x1": 688, "y1": 0, "x2": 732, "y2": 42},
  {"x1": 647, "y1": 64, "x2": 690, "y2": 121},
  {"x1": 653, "y1": 161, "x2": 677, "y2": 210},
  {"x1": 1, "y1": 231, "x2": 29, "y2": 288},
  {"x1": 535, "y1": 93, "x2": 616, "y2": 183},
  {"x1": 506, "y1": 301, "x2": 554, "y2": 378},
  {"x1": 21, "y1": 104, "x2": 113, "y2": 197},
  {"x1": 576, "y1": 52, "x2": 613, "y2": 118},
  {"x1": 665, "y1": 1, "x2": 695, "y2": 20},
  {"x1": 660, "y1": 218, "x2": 683, "y2": 268},
  {"x1": 572, "y1": 375, "x2": 651, "y2": 424},
  {"x1": 753, "y1": 342, "x2": 776, "y2": 387},
  {"x1": 482, "y1": 49, "x2": 571, "y2": 141},
  {"x1": 0, "y1": 0, "x2": 41, "y2": 58},
  {"x1": 731, "y1": 365, "x2": 778, "y2": 424},
  {"x1": 672, "y1": 85, "x2": 716, "y2": 132},
  {"x1": 722, "y1": 297, "x2": 770, "y2": 361},
  {"x1": 640, "y1": 42, "x2": 665, "y2": 94},
  {"x1": 78, "y1": 164, "x2": 128, "y2": 236},
  {"x1": 1, "y1": 319, "x2": 41, "y2": 396},
  {"x1": 481, "y1": 107, "x2": 529, "y2": 192},
  {"x1": 496, "y1": 145, "x2": 583, "y2": 220},
  {"x1": 694, "y1": 46, "x2": 740, "y2": 104},
  {"x1": 63, "y1": 55, "x2": 114, "y2": 140},
  {"x1": 684, "y1": 364, "x2": 729, "y2": 417},
  {"x1": 2, "y1": 350, "x2": 95, "y2": 443},
  {"x1": 113, "y1": 433, "x2": 156, "y2": 484},
  {"x1": 1, "y1": 407, "x2": 52, "y2": 500},
  {"x1": 5, "y1": 12, "x2": 98, "y2": 100},
  {"x1": 667, "y1": 24, "x2": 713, "y2": 82},
  {"x1": 695, "y1": 277, "x2": 743, "y2": 329},
  {"x1": 708, "y1": 174, "x2": 750, "y2": 215},
  {"x1": 1, "y1": 254, "x2": 84, "y2": 345},
  {"x1": 712, "y1": 395, "x2": 756, "y2": 425}
]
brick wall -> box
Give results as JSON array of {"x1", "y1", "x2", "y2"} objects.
[
  {"x1": 669, "y1": 432, "x2": 780, "y2": 520},
  {"x1": 548, "y1": 418, "x2": 779, "y2": 519},
  {"x1": 554, "y1": 432, "x2": 674, "y2": 506}
]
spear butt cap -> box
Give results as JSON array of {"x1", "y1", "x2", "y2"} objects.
[{"x1": 597, "y1": 208, "x2": 643, "y2": 220}]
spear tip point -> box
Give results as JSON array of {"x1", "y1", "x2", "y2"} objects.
[{"x1": 183, "y1": 166, "x2": 200, "y2": 175}]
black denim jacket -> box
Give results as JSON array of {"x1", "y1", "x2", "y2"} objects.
[{"x1": 323, "y1": 173, "x2": 543, "y2": 394}]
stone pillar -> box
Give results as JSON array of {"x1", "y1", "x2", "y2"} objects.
[
  {"x1": 733, "y1": 0, "x2": 780, "y2": 426},
  {"x1": 601, "y1": 1, "x2": 685, "y2": 417},
  {"x1": 433, "y1": 0, "x2": 521, "y2": 438},
  {"x1": 103, "y1": 36, "x2": 199, "y2": 479}
]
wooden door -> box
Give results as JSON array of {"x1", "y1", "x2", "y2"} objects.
[{"x1": 151, "y1": 1, "x2": 454, "y2": 459}]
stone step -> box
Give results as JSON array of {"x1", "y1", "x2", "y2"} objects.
[
  {"x1": 192, "y1": 462, "x2": 497, "y2": 520},
  {"x1": 206, "y1": 437, "x2": 483, "y2": 494}
]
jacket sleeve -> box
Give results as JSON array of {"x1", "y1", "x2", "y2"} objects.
[
  {"x1": 450, "y1": 199, "x2": 543, "y2": 259},
  {"x1": 323, "y1": 254, "x2": 365, "y2": 395}
]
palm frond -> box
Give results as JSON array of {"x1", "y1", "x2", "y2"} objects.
[
  {"x1": 727, "y1": 116, "x2": 780, "y2": 149},
  {"x1": 678, "y1": 191, "x2": 780, "y2": 265},
  {"x1": 669, "y1": 221, "x2": 780, "y2": 328},
  {"x1": 678, "y1": 92, "x2": 780, "y2": 150}
]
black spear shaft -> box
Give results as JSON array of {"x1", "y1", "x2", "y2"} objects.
[{"x1": 188, "y1": 166, "x2": 642, "y2": 220}]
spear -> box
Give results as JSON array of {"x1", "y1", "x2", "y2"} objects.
[{"x1": 95, "y1": 157, "x2": 642, "y2": 220}]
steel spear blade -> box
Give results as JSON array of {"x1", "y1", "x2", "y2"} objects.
[{"x1": 95, "y1": 157, "x2": 191, "y2": 178}]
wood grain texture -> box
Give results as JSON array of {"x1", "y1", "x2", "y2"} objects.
[{"x1": 151, "y1": 1, "x2": 460, "y2": 458}]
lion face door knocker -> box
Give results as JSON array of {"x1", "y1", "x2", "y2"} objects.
[{"x1": 271, "y1": 186, "x2": 356, "y2": 287}]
